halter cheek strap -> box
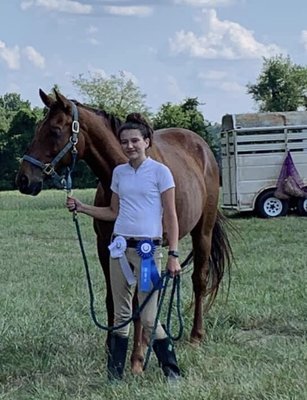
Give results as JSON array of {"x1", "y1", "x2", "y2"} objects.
[{"x1": 22, "y1": 101, "x2": 80, "y2": 189}]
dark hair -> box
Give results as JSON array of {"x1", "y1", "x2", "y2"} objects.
[{"x1": 118, "y1": 113, "x2": 153, "y2": 147}]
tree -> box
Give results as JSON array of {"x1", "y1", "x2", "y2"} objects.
[
  {"x1": 72, "y1": 70, "x2": 149, "y2": 119},
  {"x1": 247, "y1": 55, "x2": 307, "y2": 112},
  {"x1": 0, "y1": 92, "x2": 31, "y2": 112},
  {"x1": 0, "y1": 93, "x2": 32, "y2": 149},
  {"x1": 0, "y1": 107, "x2": 43, "y2": 190},
  {"x1": 153, "y1": 97, "x2": 219, "y2": 156}
]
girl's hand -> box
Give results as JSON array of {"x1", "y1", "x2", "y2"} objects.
[
  {"x1": 66, "y1": 196, "x2": 83, "y2": 212},
  {"x1": 167, "y1": 256, "x2": 181, "y2": 277}
]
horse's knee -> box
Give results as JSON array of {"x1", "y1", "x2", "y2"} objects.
[{"x1": 192, "y1": 269, "x2": 208, "y2": 295}]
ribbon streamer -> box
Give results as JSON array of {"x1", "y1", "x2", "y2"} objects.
[
  {"x1": 136, "y1": 240, "x2": 161, "y2": 292},
  {"x1": 108, "y1": 236, "x2": 136, "y2": 285}
]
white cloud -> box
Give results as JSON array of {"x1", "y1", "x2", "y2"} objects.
[
  {"x1": 166, "y1": 75, "x2": 185, "y2": 100},
  {"x1": 301, "y1": 30, "x2": 307, "y2": 51},
  {"x1": 169, "y1": 9, "x2": 282, "y2": 59},
  {"x1": 103, "y1": 6, "x2": 153, "y2": 17},
  {"x1": 199, "y1": 70, "x2": 227, "y2": 80},
  {"x1": 87, "y1": 25, "x2": 98, "y2": 35},
  {"x1": 198, "y1": 70, "x2": 244, "y2": 93},
  {"x1": 0, "y1": 41, "x2": 45, "y2": 70},
  {"x1": 20, "y1": 0, "x2": 34, "y2": 10},
  {"x1": 23, "y1": 46, "x2": 45, "y2": 68},
  {"x1": 85, "y1": 25, "x2": 99, "y2": 45},
  {"x1": 0, "y1": 41, "x2": 20, "y2": 70},
  {"x1": 21, "y1": 0, "x2": 92, "y2": 14},
  {"x1": 219, "y1": 81, "x2": 244, "y2": 92},
  {"x1": 87, "y1": 38, "x2": 99, "y2": 46},
  {"x1": 174, "y1": 0, "x2": 234, "y2": 6}
]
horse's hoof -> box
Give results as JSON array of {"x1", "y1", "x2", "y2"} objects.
[
  {"x1": 131, "y1": 361, "x2": 144, "y2": 375},
  {"x1": 190, "y1": 332, "x2": 203, "y2": 345},
  {"x1": 189, "y1": 338, "x2": 201, "y2": 347}
]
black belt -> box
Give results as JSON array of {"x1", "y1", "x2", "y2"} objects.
[
  {"x1": 114, "y1": 236, "x2": 162, "y2": 248},
  {"x1": 127, "y1": 238, "x2": 162, "y2": 248}
]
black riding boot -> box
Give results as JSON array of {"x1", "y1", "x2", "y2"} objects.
[
  {"x1": 153, "y1": 337, "x2": 181, "y2": 381},
  {"x1": 107, "y1": 333, "x2": 129, "y2": 380}
]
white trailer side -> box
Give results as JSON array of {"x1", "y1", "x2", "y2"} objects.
[{"x1": 221, "y1": 111, "x2": 307, "y2": 217}]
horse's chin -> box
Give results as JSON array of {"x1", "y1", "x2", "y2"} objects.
[{"x1": 18, "y1": 182, "x2": 43, "y2": 196}]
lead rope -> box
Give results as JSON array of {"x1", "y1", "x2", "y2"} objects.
[
  {"x1": 143, "y1": 257, "x2": 192, "y2": 370},
  {"x1": 71, "y1": 209, "x2": 188, "y2": 335},
  {"x1": 71, "y1": 209, "x2": 171, "y2": 332}
]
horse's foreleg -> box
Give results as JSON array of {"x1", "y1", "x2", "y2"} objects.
[
  {"x1": 130, "y1": 293, "x2": 146, "y2": 375},
  {"x1": 97, "y1": 237, "x2": 113, "y2": 327}
]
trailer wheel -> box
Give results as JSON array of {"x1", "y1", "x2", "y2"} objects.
[
  {"x1": 297, "y1": 197, "x2": 307, "y2": 216},
  {"x1": 256, "y1": 190, "x2": 289, "y2": 218}
]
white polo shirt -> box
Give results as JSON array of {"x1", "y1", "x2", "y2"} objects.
[{"x1": 111, "y1": 157, "x2": 175, "y2": 238}]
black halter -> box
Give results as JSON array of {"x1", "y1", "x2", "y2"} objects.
[{"x1": 23, "y1": 101, "x2": 79, "y2": 189}]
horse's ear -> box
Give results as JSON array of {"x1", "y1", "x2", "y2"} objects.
[
  {"x1": 39, "y1": 89, "x2": 55, "y2": 108},
  {"x1": 54, "y1": 90, "x2": 70, "y2": 111}
]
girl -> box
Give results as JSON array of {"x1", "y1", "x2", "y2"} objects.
[{"x1": 66, "y1": 113, "x2": 181, "y2": 381}]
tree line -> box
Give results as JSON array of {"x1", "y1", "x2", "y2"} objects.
[{"x1": 1, "y1": 55, "x2": 307, "y2": 191}]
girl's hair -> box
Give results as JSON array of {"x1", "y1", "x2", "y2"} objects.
[{"x1": 118, "y1": 113, "x2": 153, "y2": 147}]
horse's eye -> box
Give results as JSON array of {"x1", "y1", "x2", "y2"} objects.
[{"x1": 50, "y1": 127, "x2": 62, "y2": 138}]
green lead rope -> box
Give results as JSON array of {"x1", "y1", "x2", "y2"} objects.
[{"x1": 72, "y1": 211, "x2": 190, "y2": 366}]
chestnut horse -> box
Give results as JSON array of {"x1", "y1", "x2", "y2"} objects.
[{"x1": 16, "y1": 89, "x2": 232, "y2": 373}]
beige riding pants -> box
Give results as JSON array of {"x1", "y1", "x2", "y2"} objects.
[{"x1": 110, "y1": 246, "x2": 168, "y2": 340}]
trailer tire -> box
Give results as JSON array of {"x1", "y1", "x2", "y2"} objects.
[
  {"x1": 297, "y1": 197, "x2": 307, "y2": 216},
  {"x1": 256, "y1": 190, "x2": 289, "y2": 218}
]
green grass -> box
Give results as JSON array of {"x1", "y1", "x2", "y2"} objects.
[{"x1": 0, "y1": 190, "x2": 306, "y2": 399}]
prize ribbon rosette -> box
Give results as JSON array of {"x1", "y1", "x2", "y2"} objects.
[
  {"x1": 108, "y1": 236, "x2": 136, "y2": 285},
  {"x1": 136, "y1": 239, "x2": 161, "y2": 292}
]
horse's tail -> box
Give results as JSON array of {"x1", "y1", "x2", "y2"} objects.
[{"x1": 204, "y1": 209, "x2": 234, "y2": 311}]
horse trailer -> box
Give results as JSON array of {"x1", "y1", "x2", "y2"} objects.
[{"x1": 221, "y1": 111, "x2": 307, "y2": 218}]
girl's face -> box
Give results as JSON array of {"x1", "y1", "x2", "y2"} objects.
[{"x1": 120, "y1": 129, "x2": 149, "y2": 164}]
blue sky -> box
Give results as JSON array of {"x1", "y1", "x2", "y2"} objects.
[{"x1": 1, "y1": 0, "x2": 307, "y2": 123}]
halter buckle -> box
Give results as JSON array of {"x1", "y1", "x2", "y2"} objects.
[
  {"x1": 43, "y1": 163, "x2": 55, "y2": 176},
  {"x1": 71, "y1": 145, "x2": 78, "y2": 154},
  {"x1": 70, "y1": 136, "x2": 79, "y2": 146},
  {"x1": 72, "y1": 120, "x2": 80, "y2": 134}
]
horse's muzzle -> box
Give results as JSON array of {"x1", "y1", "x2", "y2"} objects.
[{"x1": 16, "y1": 173, "x2": 43, "y2": 196}]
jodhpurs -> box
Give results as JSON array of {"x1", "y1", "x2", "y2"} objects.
[{"x1": 110, "y1": 246, "x2": 167, "y2": 340}]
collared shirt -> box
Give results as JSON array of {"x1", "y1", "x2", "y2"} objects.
[{"x1": 111, "y1": 157, "x2": 175, "y2": 238}]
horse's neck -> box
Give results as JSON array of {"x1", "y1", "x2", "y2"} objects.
[{"x1": 81, "y1": 110, "x2": 126, "y2": 189}]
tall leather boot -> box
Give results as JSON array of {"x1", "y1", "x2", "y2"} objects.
[
  {"x1": 107, "y1": 333, "x2": 129, "y2": 380},
  {"x1": 153, "y1": 337, "x2": 181, "y2": 381}
]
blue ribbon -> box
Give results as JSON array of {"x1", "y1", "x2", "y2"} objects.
[{"x1": 136, "y1": 240, "x2": 161, "y2": 292}]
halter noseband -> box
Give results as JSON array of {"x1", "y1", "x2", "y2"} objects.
[{"x1": 23, "y1": 101, "x2": 80, "y2": 185}]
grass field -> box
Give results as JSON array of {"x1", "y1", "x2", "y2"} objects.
[{"x1": 0, "y1": 189, "x2": 306, "y2": 400}]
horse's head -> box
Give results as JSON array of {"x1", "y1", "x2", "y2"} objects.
[{"x1": 16, "y1": 89, "x2": 85, "y2": 195}]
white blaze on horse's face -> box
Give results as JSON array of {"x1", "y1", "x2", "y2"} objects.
[{"x1": 119, "y1": 129, "x2": 149, "y2": 166}]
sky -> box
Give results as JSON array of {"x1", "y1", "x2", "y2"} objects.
[{"x1": 1, "y1": 0, "x2": 307, "y2": 124}]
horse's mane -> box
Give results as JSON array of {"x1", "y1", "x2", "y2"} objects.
[{"x1": 71, "y1": 100, "x2": 122, "y2": 136}]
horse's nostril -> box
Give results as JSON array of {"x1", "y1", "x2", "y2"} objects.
[{"x1": 18, "y1": 174, "x2": 29, "y2": 190}]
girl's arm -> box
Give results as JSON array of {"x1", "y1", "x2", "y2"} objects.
[
  {"x1": 161, "y1": 187, "x2": 181, "y2": 276},
  {"x1": 66, "y1": 192, "x2": 119, "y2": 221}
]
